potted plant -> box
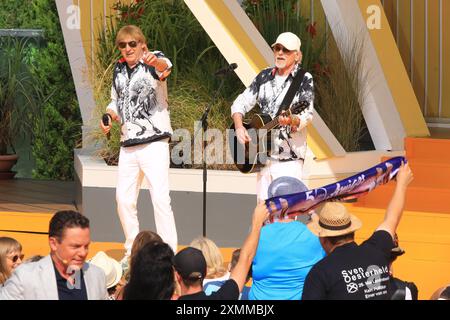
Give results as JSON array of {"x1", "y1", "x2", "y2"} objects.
[{"x1": 0, "y1": 37, "x2": 42, "y2": 179}]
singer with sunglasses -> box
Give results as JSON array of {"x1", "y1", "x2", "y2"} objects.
[
  {"x1": 231, "y1": 32, "x2": 314, "y2": 201},
  {"x1": 99, "y1": 25, "x2": 177, "y2": 264},
  {"x1": 0, "y1": 237, "x2": 23, "y2": 286}
]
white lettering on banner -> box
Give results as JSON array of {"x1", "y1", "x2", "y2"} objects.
[{"x1": 329, "y1": 175, "x2": 366, "y2": 198}]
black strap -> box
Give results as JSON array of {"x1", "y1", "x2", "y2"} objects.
[{"x1": 275, "y1": 67, "x2": 306, "y2": 117}]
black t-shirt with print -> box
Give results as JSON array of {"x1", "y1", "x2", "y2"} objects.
[
  {"x1": 178, "y1": 279, "x2": 239, "y2": 300},
  {"x1": 302, "y1": 230, "x2": 394, "y2": 300}
]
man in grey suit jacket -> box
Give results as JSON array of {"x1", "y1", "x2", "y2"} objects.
[{"x1": 0, "y1": 210, "x2": 108, "y2": 300}]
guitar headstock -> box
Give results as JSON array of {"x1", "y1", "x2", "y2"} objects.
[{"x1": 290, "y1": 100, "x2": 309, "y2": 115}]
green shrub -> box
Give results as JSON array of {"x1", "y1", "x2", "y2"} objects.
[
  {"x1": 0, "y1": 38, "x2": 42, "y2": 155},
  {"x1": 90, "y1": 0, "x2": 244, "y2": 169},
  {"x1": 314, "y1": 34, "x2": 369, "y2": 151},
  {"x1": 243, "y1": 0, "x2": 371, "y2": 151},
  {"x1": 0, "y1": 0, "x2": 81, "y2": 180},
  {"x1": 93, "y1": 0, "x2": 370, "y2": 169}
]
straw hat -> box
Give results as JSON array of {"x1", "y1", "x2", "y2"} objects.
[
  {"x1": 308, "y1": 202, "x2": 362, "y2": 237},
  {"x1": 89, "y1": 251, "x2": 123, "y2": 289}
]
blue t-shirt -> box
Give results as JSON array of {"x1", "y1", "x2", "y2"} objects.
[
  {"x1": 204, "y1": 280, "x2": 250, "y2": 300},
  {"x1": 249, "y1": 221, "x2": 326, "y2": 300}
]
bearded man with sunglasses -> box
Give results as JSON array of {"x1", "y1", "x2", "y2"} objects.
[
  {"x1": 100, "y1": 25, "x2": 177, "y2": 260},
  {"x1": 231, "y1": 32, "x2": 314, "y2": 201}
]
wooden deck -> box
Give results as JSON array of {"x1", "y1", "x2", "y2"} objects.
[{"x1": 0, "y1": 179, "x2": 76, "y2": 213}]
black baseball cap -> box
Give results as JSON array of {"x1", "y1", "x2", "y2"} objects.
[{"x1": 173, "y1": 247, "x2": 207, "y2": 280}]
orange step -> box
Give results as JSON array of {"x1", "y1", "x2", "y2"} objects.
[
  {"x1": 406, "y1": 160, "x2": 450, "y2": 189},
  {"x1": 355, "y1": 183, "x2": 450, "y2": 214},
  {"x1": 361, "y1": 137, "x2": 450, "y2": 213},
  {"x1": 381, "y1": 157, "x2": 450, "y2": 189},
  {"x1": 405, "y1": 137, "x2": 450, "y2": 163}
]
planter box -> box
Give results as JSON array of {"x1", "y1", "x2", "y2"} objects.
[
  {"x1": 74, "y1": 148, "x2": 258, "y2": 247},
  {"x1": 74, "y1": 148, "x2": 404, "y2": 247}
]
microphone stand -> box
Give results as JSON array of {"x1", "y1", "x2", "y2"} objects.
[{"x1": 196, "y1": 75, "x2": 227, "y2": 237}]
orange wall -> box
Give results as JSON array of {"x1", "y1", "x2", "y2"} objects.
[
  {"x1": 384, "y1": 0, "x2": 450, "y2": 119},
  {"x1": 350, "y1": 205, "x2": 450, "y2": 300}
]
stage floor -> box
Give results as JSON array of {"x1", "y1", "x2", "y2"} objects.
[
  {"x1": 0, "y1": 178, "x2": 236, "y2": 262},
  {"x1": 0, "y1": 179, "x2": 76, "y2": 213}
]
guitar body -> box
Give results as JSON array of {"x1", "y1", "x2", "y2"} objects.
[
  {"x1": 229, "y1": 113, "x2": 273, "y2": 174},
  {"x1": 228, "y1": 101, "x2": 309, "y2": 174}
]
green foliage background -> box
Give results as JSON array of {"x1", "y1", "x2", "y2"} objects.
[
  {"x1": 0, "y1": 0, "x2": 81, "y2": 180},
  {"x1": 0, "y1": 0, "x2": 370, "y2": 179},
  {"x1": 91, "y1": 0, "x2": 336, "y2": 169}
]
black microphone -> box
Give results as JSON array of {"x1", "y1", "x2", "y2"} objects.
[
  {"x1": 102, "y1": 113, "x2": 111, "y2": 140},
  {"x1": 214, "y1": 63, "x2": 238, "y2": 76}
]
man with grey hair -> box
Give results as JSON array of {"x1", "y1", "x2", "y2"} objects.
[{"x1": 231, "y1": 32, "x2": 314, "y2": 201}]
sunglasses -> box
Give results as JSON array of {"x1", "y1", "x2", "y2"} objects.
[
  {"x1": 273, "y1": 45, "x2": 292, "y2": 54},
  {"x1": 118, "y1": 41, "x2": 139, "y2": 49},
  {"x1": 9, "y1": 254, "x2": 24, "y2": 263}
]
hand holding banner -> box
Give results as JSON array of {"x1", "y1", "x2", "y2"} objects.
[{"x1": 265, "y1": 156, "x2": 407, "y2": 223}]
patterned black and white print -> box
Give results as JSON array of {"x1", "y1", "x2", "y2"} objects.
[
  {"x1": 231, "y1": 63, "x2": 314, "y2": 160},
  {"x1": 107, "y1": 51, "x2": 173, "y2": 147}
]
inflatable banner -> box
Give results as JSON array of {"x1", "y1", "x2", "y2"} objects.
[{"x1": 265, "y1": 156, "x2": 406, "y2": 223}]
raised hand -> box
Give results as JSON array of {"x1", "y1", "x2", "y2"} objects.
[
  {"x1": 252, "y1": 202, "x2": 270, "y2": 228},
  {"x1": 142, "y1": 51, "x2": 157, "y2": 67},
  {"x1": 396, "y1": 162, "x2": 413, "y2": 188}
]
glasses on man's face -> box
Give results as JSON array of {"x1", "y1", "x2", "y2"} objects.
[
  {"x1": 273, "y1": 45, "x2": 292, "y2": 54},
  {"x1": 118, "y1": 41, "x2": 139, "y2": 49},
  {"x1": 9, "y1": 254, "x2": 24, "y2": 263}
]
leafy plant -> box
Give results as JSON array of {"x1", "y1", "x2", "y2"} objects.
[
  {"x1": 90, "y1": 0, "x2": 244, "y2": 169},
  {"x1": 92, "y1": 0, "x2": 368, "y2": 168},
  {"x1": 314, "y1": 32, "x2": 372, "y2": 151},
  {"x1": 0, "y1": 0, "x2": 82, "y2": 180},
  {"x1": 0, "y1": 38, "x2": 42, "y2": 155},
  {"x1": 243, "y1": 0, "x2": 328, "y2": 72},
  {"x1": 244, "y1": 0, "x2": 372, "y2": 151}
]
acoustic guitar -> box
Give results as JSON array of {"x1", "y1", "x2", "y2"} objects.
[{"x1": 228, "y1": 101, "x2": 309, "y2": 174}]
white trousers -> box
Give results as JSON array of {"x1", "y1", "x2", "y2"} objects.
[
  {"x1": 256, "y1": 159, "x2": 304, "y2": 201},
  {"x1": 116, "y1": 140, "x2": 177, "y2": 255}
]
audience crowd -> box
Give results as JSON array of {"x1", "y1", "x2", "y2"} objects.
[{"x1": 0, "y1": 163, "x2": 448, "y2": 300}]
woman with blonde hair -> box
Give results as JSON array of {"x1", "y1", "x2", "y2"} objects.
[
  {"x1": 189, "y1": 237, "x2": 229, "y2": 286},
  {"x1": 0, "y1": 237, "x2": 24, "y2": 285}
]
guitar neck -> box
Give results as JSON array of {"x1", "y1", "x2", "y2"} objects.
[{"x1": 262, "y1": 110, "x2": 292, "y2": 131}]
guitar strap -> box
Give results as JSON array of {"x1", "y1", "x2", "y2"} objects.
[
  {"x1": 275, "y1": 67, "x2": 307, "y2": 117},
  {"x1": 274, "y1": 67, "x2": 307, "y2": 161}
]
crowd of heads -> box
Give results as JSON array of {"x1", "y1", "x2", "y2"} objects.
[
  {"x1": 0, "y1": 202, "x2": 448, "y2": 300},
  {"x1": 0, "y1": 167, "x2": 448, "y2": 300}
]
